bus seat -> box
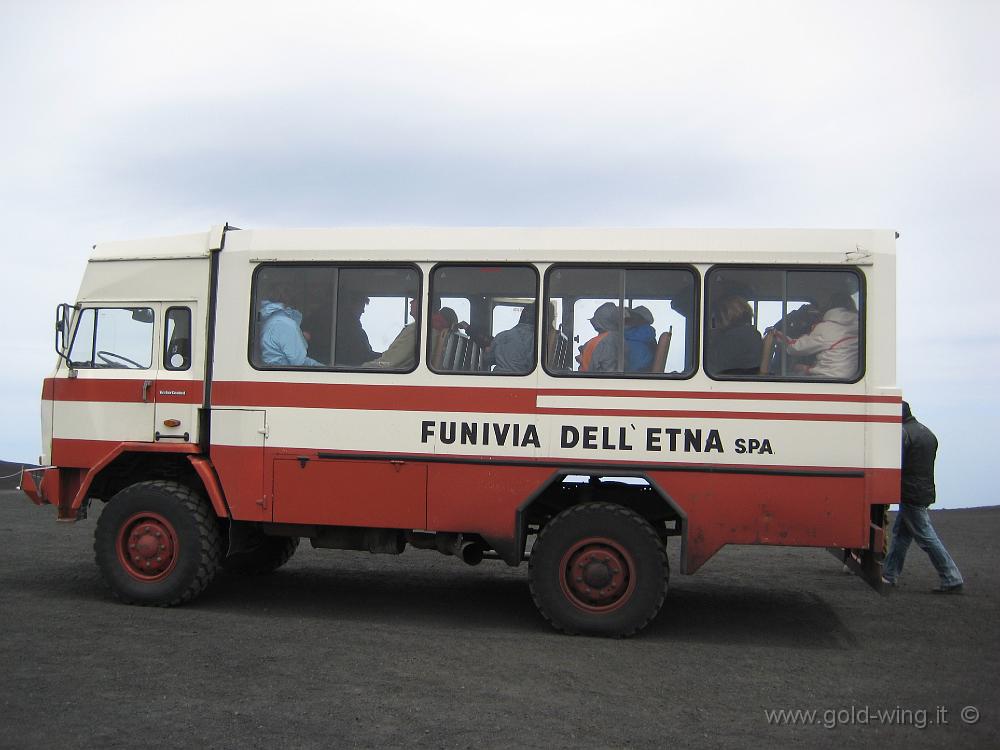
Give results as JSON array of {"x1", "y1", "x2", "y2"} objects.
[
  {"x1": 545, "y1": 326, "x2": 558, "y2": 366},
  {"x1": 442, "y1": 331, "x2": 459, "y2": 370},
  {"x1": 430, "y1": 328, "x2": 449, "y2": 370},
  {"x1": 652, "y1": 328, "x2": 672, "y2": 373},
  {"x1": 550, "y1": 327, "x2": 571, "y2": 371},
  {"x1": 468, "y1": 341, "x2": 481, "y2": 371},
  {"x1": 759, "y1": 330, "x2": 777, "y2": 375},
  {"x1": 449, "y1": 331, "x2": 470, "y2": 371}
]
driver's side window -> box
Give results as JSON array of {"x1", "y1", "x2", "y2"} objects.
[{"x1": 69, "y1": 307, "x2": 154, "y2": 369}]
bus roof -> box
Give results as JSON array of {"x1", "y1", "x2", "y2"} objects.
[{"x1": 91, "y1": 226, "x2": 896, "y2": 265}]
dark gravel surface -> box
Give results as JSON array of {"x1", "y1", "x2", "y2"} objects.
[{"x1": 1, "y1": 490, "x2": 997, "y2": 749}]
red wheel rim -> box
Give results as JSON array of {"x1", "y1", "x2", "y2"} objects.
[
  {"x1": 116, "y1": 512, "x2": 179, "y2": 582},
  {"x1": 558, "y1": 537, "x2": 637, "y2": 613}
]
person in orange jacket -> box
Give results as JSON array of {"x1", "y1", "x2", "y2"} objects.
[{"x1": 577, "y1": 302, "x2": 621, "y2": 372}]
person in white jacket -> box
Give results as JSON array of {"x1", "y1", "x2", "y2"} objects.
[{"x1": 775, "y1": 293, "x2": 859, "y2": 379}]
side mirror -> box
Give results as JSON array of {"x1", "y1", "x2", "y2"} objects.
[{"x1": 54, "y1": 303, "x2": 74, "y2": 363}]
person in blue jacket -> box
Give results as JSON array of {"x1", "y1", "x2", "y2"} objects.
[
  {"x1": 259, "y1": 282, "x2": 323, "y2": 367},
  {"x1": 624, "y1": 306, "x2": 656, "y2": 372}
]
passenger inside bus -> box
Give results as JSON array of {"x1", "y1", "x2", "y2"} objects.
[
  {"x1": 428, "y1": 264, "x2": 538, "y2": 374},
  {"x1": 335, "y1": 292, "x2": 381, "y2": 366},
  {"x1": 624, "y1": 305, "x2": 656, "y2": 372},
  {"x1": 761, "y1": 303, "x2": 821, "y2": 374},
  {"x1": 577, "y1": 302, "x2": 621, "y2": 372},
  {"x1": 484, "y1": 304, "x2": 535, "y2": 374},
  {"x1": 775, "y1": 292, "x2": 859, "y2": 379},
  {"x1": 363, "y1": 297, "x2": 419, "y2": 370},
  {"x1": 705, "y1": 294, "x2": 763, "y2": 376},
  {"x1": 432, "y1": 306, "x2": 459, "y2": 332},
  {"x1": 258, "y1": 281, "x2": 324, "y2": 367}
]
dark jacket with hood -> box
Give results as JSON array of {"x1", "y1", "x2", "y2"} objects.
[{"x1": 901, "y1": 402, "x2": 937, "y2": 506}]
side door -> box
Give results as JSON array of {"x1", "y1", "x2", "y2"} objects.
[
  {"x1": 56, "y1": 304, "x2": 162, "y2": 452},
  {"x1": 209, "y1": 408, "x2": 268, "y2": 522}
]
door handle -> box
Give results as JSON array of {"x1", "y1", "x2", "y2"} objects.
[{"x1": 142, "y1": 380, "x2": 153, "y2": 403}]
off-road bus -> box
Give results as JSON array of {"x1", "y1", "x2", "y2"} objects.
[{"x1": 21, "y1": 226, "x2": 899, "y2": 636}]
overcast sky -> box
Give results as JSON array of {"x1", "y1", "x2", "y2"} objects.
[{"x1": 1, "y1": 1, "x2": 997, "y2": 507}]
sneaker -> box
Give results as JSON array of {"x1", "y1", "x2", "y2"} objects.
[
  {"x1": 881, "y1": 576, "x2": 897, "y2": 587},
  {"x1": 932, "y1": 583, "x2": 964, "y2": 594}
]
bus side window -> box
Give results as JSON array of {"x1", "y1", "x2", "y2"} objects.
[
  {"x1": 544, "y1": 266, "x2": 696, "y2": 377},
  {"x1": 429, "y1": 265, "x2": 538, "y2": 375},
  {"x1": 705, "y1": 267, "x2": 863, "y2": 381},
  {"x1": 250, "y1": 264, "x2": 421, "y2": 372},
  {"x1": 339, "y1": 267, "x2": 421, "y2": 371},
  {"x1": 164, "y1": 307, "x2": 191, "y2": 371}
]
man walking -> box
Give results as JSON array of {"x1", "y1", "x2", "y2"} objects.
[{"x1": 882, "y1": 402, "x2": 964, "y2": 593}]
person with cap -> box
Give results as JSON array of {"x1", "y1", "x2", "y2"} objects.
[
  {"x1": 624, "y1": 305, "x2": 657, "y2": 372},
  {"x1": 882, "y1": 401, "x2": 964, "y2": 593},
  {"x1": 577, "y1": 302, "x2": 621, "y2": 373}
]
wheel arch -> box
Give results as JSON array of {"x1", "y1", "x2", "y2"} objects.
[
  {"x1": 66, "y1": 444, "x2": 230, "y2": 521},
  {"x1": 513, "y1": 469, "x2": 688, "y2": 566}
]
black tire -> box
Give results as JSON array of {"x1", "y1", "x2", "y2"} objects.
[
  {"x1": 222, "y1": 535, "x2": 299, "y2": 575},
  {"x1": 528, "y1": 502, "x2": 668, "y2": 637},
  {"x1": 94, "y1": 480, "x2": 223, "y2": 606}
]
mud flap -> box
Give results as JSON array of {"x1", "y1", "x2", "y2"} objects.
[
  {"x1": 828, "y1": 504, "x2": 890, "y2": 596},
  {"x1": 827, "y1": 546, "x2": 888, "y2": 595},
  {"x1": 19, "y1": 467, "x2": 53, "y2": 506}
]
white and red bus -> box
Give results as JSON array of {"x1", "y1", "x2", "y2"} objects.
[{"x1": 21, "y1": 226, "x2": 900, "y2": 636}]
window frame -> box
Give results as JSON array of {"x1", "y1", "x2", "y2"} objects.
[
  {"x1": 702, "y1": 263, "x2": 866, "y2": 384},
  {"x1": 541, "y1": 262, "x2": 701, "y2": 380},
  {"x1": 163, "y1": 306, "x2": 192, "y2": 372},
  {"x1": 248, "y1": 261, "x2": 424, "y2": 374},
  {"x1": 426, "y1": 262, "x2": 541, "y2": 377}
]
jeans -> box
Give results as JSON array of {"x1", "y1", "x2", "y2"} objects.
[{"x1": 883, "y1": 503, "x2": 963, "y2": 587}]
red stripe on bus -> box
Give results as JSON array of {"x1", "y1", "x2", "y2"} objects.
[
  {"x1": 45, "y1": 378, "x2": 899, "y2": 420},
  {"x1": 44, "y1": 378, "x2": 203, "y2": 404},
  {"x1": 45, "y1": 377, "x2": 900, "y2": 407},
  {"x1": 212, "y1": 381, "x2": 538, "y2": 413},
  {"x1": 210, "y1": 381, "x2": 897, "y2": 422}
]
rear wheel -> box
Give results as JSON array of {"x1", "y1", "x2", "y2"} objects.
[
  {"x1": 222, "y1": 535, "x2": 299, "y2": 575},
  {"x1": 95, "y1": 480, "x2": 223, "y2": 606},
  {"x1": 529, "y1": 502, "x2": 668, "y2": 637}
]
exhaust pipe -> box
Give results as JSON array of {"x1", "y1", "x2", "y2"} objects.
[
  {"x1": 404, "y1": 532, "x2": 486, "y2": 565},
  {"x1": 460, "y1": 541, "x2": 485, "y2": 566}
]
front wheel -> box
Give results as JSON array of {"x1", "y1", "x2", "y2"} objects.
[
  {"x1": 95, "y1": 480, "x2": 223, "y2": 606},
  {"x1": 529, "y1": 503, "x2": 668, "y2": 637}
]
